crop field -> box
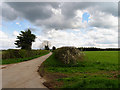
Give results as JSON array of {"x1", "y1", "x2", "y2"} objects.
[
  {"x1": 40, "y1": 51, "x2": 119, "y2": 88},
  {"x1": 85, "y1": 51, "x2": 118, "y2": 64}
]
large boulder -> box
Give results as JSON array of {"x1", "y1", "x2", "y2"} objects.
[{"x1": 55, "y1": 47, "x2": 84, "y2": 65}]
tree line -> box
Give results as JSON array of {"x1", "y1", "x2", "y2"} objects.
[{"x1": 78, "y1": 47, "x2": 120, "y2": 51}]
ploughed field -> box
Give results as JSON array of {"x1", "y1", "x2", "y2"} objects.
[{"x1": 39, "y1": 51, "x2": 119, "y2": 88}]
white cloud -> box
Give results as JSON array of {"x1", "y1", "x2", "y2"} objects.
[
  {"x1": 0, "y1": 30, "x2": 16, "y2": 49},
  {"x1": 51, "y1": 8, "x2": 61, "y2": 15},
  {"x1": 0, "y1": 28, "x2": 118, "y2": 50},
  {"x1": 34, "y1": 28, "x2": 118, "y2": 48},
  {"x1": 0, "y1": 2, "x2": 2, "y2": 27},
  {"x1": 87, "y1": 8, "x2": 118, "y2": 29},
  {"x1": 0, "y1": 30, "x2": 8, "y2": 39},
  {"x1": 32, "y1": 35, "x2": 48, "y2": 49},
  {"x1": 96, "y1": 43, "x2": 118, "y2": 48},
  {"x1": 13, "y1": 31, "x2": 19, "y2": 36}
]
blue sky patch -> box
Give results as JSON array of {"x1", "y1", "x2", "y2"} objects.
[{"x1": 82, "y1": 12, "x2": 90, "y2": 23}]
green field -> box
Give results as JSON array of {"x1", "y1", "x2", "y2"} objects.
[
  {"x1": 40, "y1": 51, "x2": 119, "y2": 88},
  {"x1": 1, "y1": 50, "x2": 49, "y2": 65}
]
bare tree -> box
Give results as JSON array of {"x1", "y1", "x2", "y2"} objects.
[{"x1": 39, "y1": 40, "x2": 51, "y2": 50}]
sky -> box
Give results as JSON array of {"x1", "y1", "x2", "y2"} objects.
[{"x1": 0, "y1": 1, "x2": 119, "y2": 49}]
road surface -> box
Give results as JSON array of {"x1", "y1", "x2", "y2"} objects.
[{"x1": 2, "y1": 52, "x2": 52, "y2": 88}]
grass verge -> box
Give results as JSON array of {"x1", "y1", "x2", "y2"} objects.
[{"x1": 39, "y1": 51, "x2": 119, "y2": 88}]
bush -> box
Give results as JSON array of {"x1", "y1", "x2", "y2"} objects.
[
  {"x1": 55, "y1": 47, "x2": 84, "y2": 65},
  {"x1": 2, "y1": 49, "x2": 20, "y2": 59}
]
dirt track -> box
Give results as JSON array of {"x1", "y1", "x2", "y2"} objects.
[{"x1": 2, "y1": 52, "x2": 52, "y2": 88}]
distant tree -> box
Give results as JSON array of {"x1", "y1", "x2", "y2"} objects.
[
  {"x1": 45, "y1": 45, "x2": 49, "y2": 50},
  {"x1": 14, "y1": 29, "x2": 36, "y2": 50},
  {"x1": 40, "y1": 40, "x2": 51, "y2": 50},
  {"x1": 52, "y1": 46, "x2": 56, "y2": 50}
]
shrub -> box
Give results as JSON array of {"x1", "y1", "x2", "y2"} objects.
[
  {"x1": 2, "y1": 49, "x2": 20, "y2": 59},
  {"x1": 55, "y1": 47, "x2": 84, "y2": 65},
  {"x1": 2, "y1": 49, "x2": 48, "y2": 59}
]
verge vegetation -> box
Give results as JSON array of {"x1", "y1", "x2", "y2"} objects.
[
  {"x1": 1, "y1": 49, "x2": 49, "y2": 65},
  {"x1": 39, "y1": 47, "x2": 119, "y2": 88}
]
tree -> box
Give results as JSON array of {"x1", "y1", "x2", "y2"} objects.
[
  {"x1": 14, "y1": 29, "x2": 36, "y2": 50},
  {"x1": 45, "y1": 45, "x2": 49, "y2": 50},
  {"x1": 52, "y1": 46, "x2": 56, "y2": 50},
  {"x1": 40, "y1": 40, "x2": 51, "y2": 50}
]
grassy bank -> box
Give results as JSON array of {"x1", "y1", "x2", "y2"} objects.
[
  {"x1": 39, "y1": 51, "x2": 119, "y2": 88},
  {"x1": 1, "y1": 49, "x2": 50, "y2": 65}
]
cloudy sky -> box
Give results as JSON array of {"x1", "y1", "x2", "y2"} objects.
[{"x1": 0, "y1": 0, "x2": 119, "y2": 49}]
